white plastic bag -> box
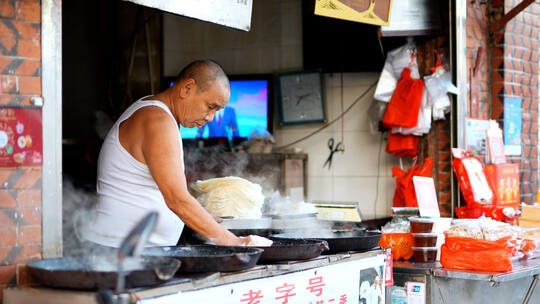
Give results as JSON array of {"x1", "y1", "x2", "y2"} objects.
[
  {"x1": 374, "y1": 43, "x2": 420, "y2": 102},
  {"x1": 423, "y1": 66, "x2": 458, "y2": 120}
]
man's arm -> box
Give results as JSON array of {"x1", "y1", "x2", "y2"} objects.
[{"x1": 141, "y1": 111, "x2": 243, "y2": 246}]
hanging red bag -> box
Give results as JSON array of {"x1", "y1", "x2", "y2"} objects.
[
  {"x1": 386, "y1": 132, "x2": 418, "y2": 159},
  {"x1": 392, "y1": 158, "x2": 434, "y2": 207},
  {"x1": 440, "y1": 235, "x2": 514, "y2": 272},
  {"x1": 382, "y1": 55, "x2": 425, "y2": 128}
]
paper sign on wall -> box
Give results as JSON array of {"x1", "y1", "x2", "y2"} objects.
[
  {"x1": 124, "y1": 0, "x2": 253, "y2": 31},
  {"x1": 503, "y1": 98, "x2": 521, "y2": 155},
  {"x1": 0, "y1": 108, "x2": 42, "y2": 167},
  {"x1": 315, "y1": 0, "x2": 393, "y2": 26},
  {"x1": 413, "y1": 176, "x2": 440, "y2": 217}
]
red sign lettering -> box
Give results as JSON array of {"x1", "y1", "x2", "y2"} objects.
[
  {"x1": 339, "y1": 294, "x2": 348, "y2": 304},
  {"x1": 275, "y1": 283, "x2": 296, "y2": 304},
  {"x1": 240, "y1": 289, "x2": 263, "y2": 304},
  {"x1": 306, "y1": 276, "x2": 326, "y2": 297}
]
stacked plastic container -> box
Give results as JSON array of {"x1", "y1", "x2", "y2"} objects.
[{"x1": 409, "y1": 217, "x2": 452, "y2": 262}]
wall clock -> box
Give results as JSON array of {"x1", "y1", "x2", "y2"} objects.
[{"x1": 277, "y1": 71, "x2": 325, "y2": 125}]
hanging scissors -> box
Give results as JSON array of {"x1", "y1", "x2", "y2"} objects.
[{"x1": 323, "y1": 138, "x2": 344, "y2": 169}]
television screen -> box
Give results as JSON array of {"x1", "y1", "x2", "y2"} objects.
[{"x1": 165, "y1": 76, "x2": 272, "y2": 140}]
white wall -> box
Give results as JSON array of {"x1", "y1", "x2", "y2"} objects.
[
  {"x1": 274, "y1": 73, "x2": 401, "y2": 219},
  {"x1": 163, "y1": 0, "x2": 399, "y2": 219}
]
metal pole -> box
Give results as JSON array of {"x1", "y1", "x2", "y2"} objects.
[{"x1": 523, "y1": 274, "x2": 539, "y2": 304}]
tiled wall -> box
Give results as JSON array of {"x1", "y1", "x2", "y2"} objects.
[
  {"x1": 0, "y1": 0, "x2": 42, "y2": 301},
  {"x1": 273, "y1": 73, "x2": 401, "y2": 219},
  {"x1": 490, "y1": 0, "x2": 540, "y2": 204},
  {"x1": 163, "y1": 0, "x2": 303, "y2": 76}
]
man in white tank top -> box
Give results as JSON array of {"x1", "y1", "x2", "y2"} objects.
[{"x1": 84, "y1": 60, "x2": 253, "y2": 247}]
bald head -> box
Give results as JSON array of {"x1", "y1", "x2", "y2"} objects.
[{"x1": 176, "y1": 59, "x2": 229, "y2": 93}]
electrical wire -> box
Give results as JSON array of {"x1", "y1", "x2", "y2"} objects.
[
  {"x1": 374, "y1": 132, "x2": 384, "y2": 218},
  {"x1": 276, "y1": 80, "x2": 379, "y2": 150}
]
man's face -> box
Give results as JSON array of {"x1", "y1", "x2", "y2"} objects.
[{"x1": 181, "y1": 81, "x2": 230, "y2": 128}]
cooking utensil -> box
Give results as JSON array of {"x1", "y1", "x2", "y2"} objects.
[
  {"x1": 256, "y1": 238, "x2": 329, "y2": 262},
  {"x1": 117, "y1": 211, "x2": 158, "y2": 292},
  {"x1": 271, "y1": 230, "x2": 382, "y2": 253},
  {"x1": 142, "y1": 245, "x2": 263, "y2": 273},
  {"x1": 27, "y1": 256, "x2": 181, "y2": 290}
]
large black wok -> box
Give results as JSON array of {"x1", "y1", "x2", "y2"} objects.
[
  {"x1": 255, "y1": 238, "x2": 329, "y2": 263},
  {"x1": 271, "y1": 231, "x2": 382, "y2": 253},
  {"x1": 142, "y1": 245, "x2": 263, "y2": 273},
  {"x1": 27, "y1": 256, "x2": 181, "y2": 290}
]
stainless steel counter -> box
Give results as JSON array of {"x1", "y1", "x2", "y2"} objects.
[{"x1": 390, "y1": 259, "x2": 540, "y2": 304}]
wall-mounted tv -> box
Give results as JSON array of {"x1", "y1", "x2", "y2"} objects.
[{"x1": 163, "y1": 74, "x2": 273, "y2": 141}]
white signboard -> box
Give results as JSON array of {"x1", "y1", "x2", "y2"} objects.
[
  {"x1": 413, "y1": 176, "x2": 440, "y2": 218},
  {"x1": 124, "y1": 0, "x2": 253, "y2": 31},
  {"x1": 142, "y1": 255, "x2": 385, "y2": 304}
]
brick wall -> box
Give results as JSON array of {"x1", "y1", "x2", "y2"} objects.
[
  {"x1": 0, "y1": 0, "x2": 42, "y2": 301},
  {"x1": 491, "y1": 0, "x2": 540, "y2": 204},
  {"x1": 467, "y1": 1, "x2": 491, "y2": 119}
]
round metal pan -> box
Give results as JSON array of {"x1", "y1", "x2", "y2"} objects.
[
  {"x1": 27, "y1": 256, "x2": 181, "y2": 290},
  {"x1": 142, "y1": 245, "x2": 263, "y2": 273},
  {"x1": 255, "y1": 238, "x2": 329, "y2": 263},
  {"x1": 271, "y1": 231, "x2": 382, "y2": 253}
]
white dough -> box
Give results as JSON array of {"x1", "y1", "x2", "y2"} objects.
[{"x1": 193, "y1": 176, "x2": 265, "y2": 219}]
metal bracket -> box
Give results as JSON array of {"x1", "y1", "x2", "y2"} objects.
[
  {"x1": 489, "y1": 0, "x2": 536, "y2": 34},
  {"x1": 523, "y1": 274, "x2": 539, "y2": 304}
]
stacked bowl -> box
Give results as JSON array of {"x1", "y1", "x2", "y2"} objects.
[{"x1": 409, "y1": 217, "x2": 452, "y2": 263}]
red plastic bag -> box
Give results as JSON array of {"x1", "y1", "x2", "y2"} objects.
[
  {"x1": 382, "y1": 67, "x2": 424, "y2": 128},
  {"x1": 440, "y1": 236, "x2": 514, "y2": 272},
  {"x1": 386, "y1": 132, "x2": 418, "y2": 159},
  {"x1": 378, "y1": 233, "x2": 414, "y2": 261},
  {"x1": 392, "y1": 158, "x2": 434, "y2": 207}
]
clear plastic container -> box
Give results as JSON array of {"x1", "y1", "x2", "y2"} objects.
[
  {"x1": 409, "y1": 217, "x2": 434, "y2": 233},
  {"x1": 431, "y1": 217, "x2": 453, "y2": 233},
  {"x1": 412, "y1": 232, "x2": 438, "y2": 247},
  {"x1": 412, "y1": 246, "x2": 438, "y2": 263}
]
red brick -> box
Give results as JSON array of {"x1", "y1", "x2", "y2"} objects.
[
  {"x1": 0, "y1": 169, "x2": 12, "y2": 187},
  {"x1": 0, "y1": 0, "x2": 15, "y2": 18},
  {"x1": 17, "y1": 225, "x2": 40, "y2": 245},
  {"x1": 0, "y1": 190, "x2": 16, "y2": 208},
  {"x1": 0, "y1": 265, "x2": 15, "y2": 284},
  {"x1": 16, "y1": 189, "x2": 40, "y2": 207},
  {"x1": 0, "y1": 57, "x2": 11, "y2": 74},
  {"x1": 0, "y1": 36, "x2": 16, "y2": 55},
  {"x1": 15, "y1": 2, "x2": 39, "y2": 22},
  {"x1": 15, "y1": 59, "x2": 39, "y2": 76},
  {"x1": 0, "y1": 247, "x2": 9, "y2": 264},
  {"x1": 0, "y1": 20, "x2": 15, "y2": 39},
  {"x1": 0, "y1": 211, "x2": 15, "y2": 228},
  {"x1": 12, "y1": 21, "x2": 38, "y2": 41},
  {"x1": 18, "y1": 207, "x2": 40, "y2": 226},
  {"x1": 13, "y1": 170, "x2": 40, "y2": 189},
  {"x1": 18, "y1": 75, "x2": 39, "y2": 94},
  {"x1": 17, "y1": 39, "x2": 39, "y2": 58},
  {"x1": 0, "y1": 75, "x2": 17, "y2": 93},
  {"x1": 0, "y1": 226, "x2": 16, "y2": 246},
  {"x1": 13, "y1": 244, "x2": 41, "y2": 263}
]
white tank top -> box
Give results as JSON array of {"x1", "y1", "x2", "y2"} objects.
[{"x1": 84, "y1": 98, "x2": 185, "y2": 247}]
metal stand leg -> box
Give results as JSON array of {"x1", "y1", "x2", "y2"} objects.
[{"x1": 523, "y1": 274, "x2": 539, "y2": 304}]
